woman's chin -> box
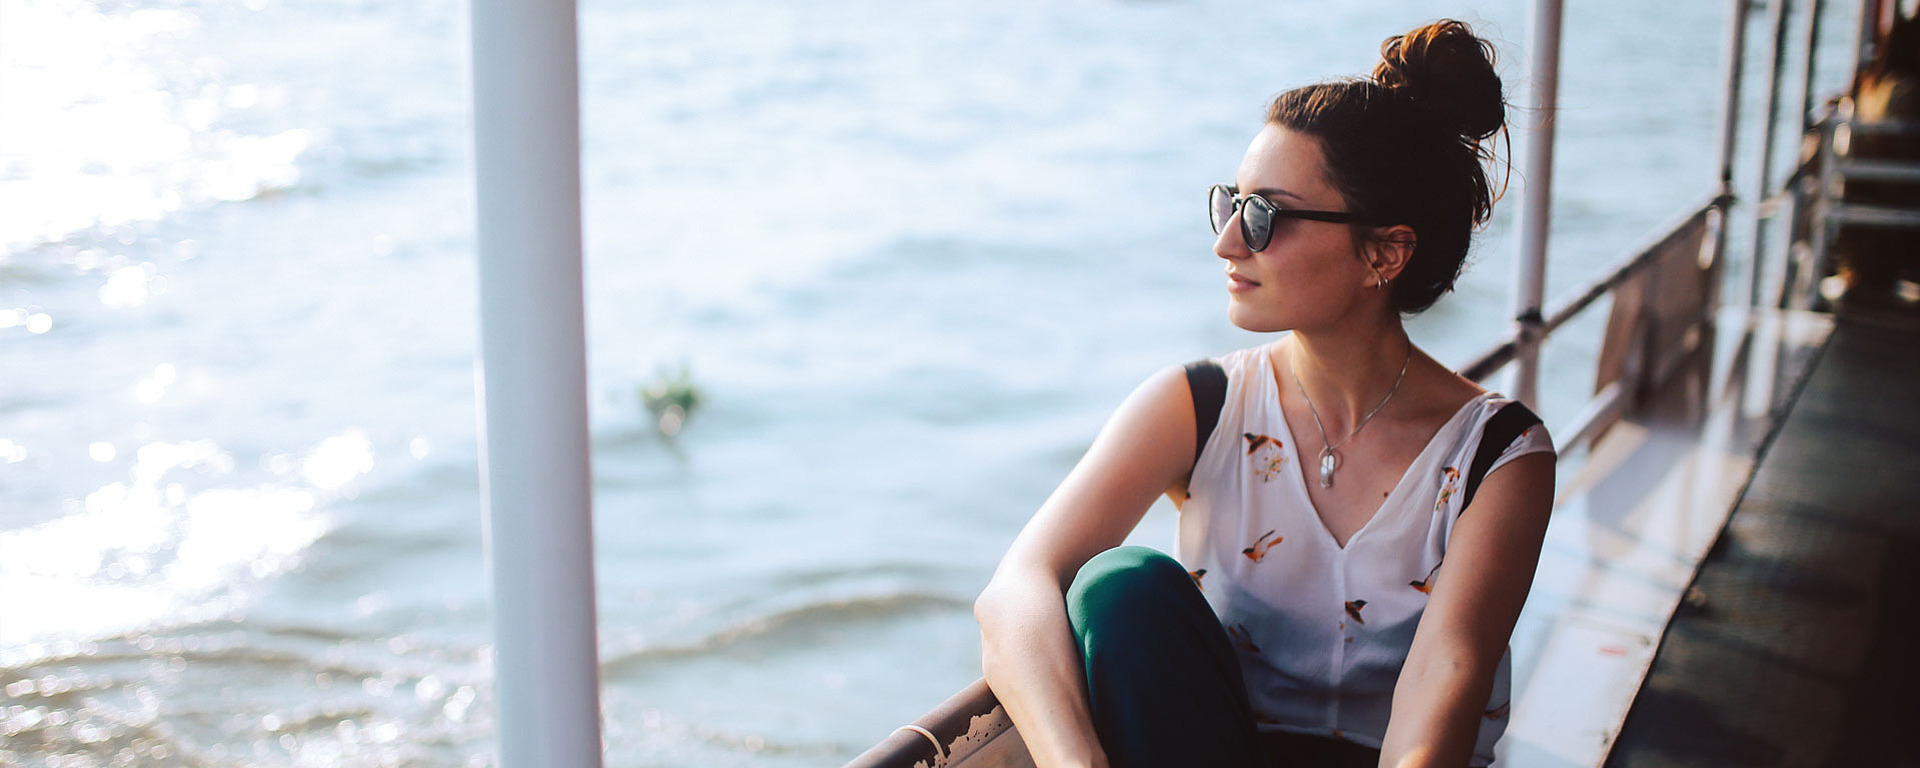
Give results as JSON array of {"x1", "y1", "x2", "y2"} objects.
[{"x1": 1225, "y1": 302, "x2": 1290, "y2": 334}]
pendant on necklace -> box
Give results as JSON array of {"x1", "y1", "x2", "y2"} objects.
[{"x1": 1319, "y1": 449, "x2": 1338, "y2": 488}]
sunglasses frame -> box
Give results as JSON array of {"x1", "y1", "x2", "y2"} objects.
[{"x1": 1209, "y1": 184, "x2": 1370, "y2": 251}]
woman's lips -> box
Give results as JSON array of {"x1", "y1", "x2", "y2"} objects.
[{"x1": 1228, "y1": 272, "x2": 1260, "y2": 293}]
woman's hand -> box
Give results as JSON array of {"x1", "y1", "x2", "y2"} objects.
[
  {"x1": 1378, "y1": 451, "x2": 1556, "y2": 768},
  {"x1": 974, "y1": 364, "x2": 1200, "y2": 768}
]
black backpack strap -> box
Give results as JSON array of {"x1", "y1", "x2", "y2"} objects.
[
  {"x1": 1183, "y1": 359, "x2": 1227, "y2": 468},
  {"x1": 1461, "y1": 401, "x2": 1543, "y2": 512}
]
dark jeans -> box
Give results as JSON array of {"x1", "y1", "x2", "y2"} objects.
[{"x1": 1065, "y1": 546, "x2": 1383, "y2": 768}]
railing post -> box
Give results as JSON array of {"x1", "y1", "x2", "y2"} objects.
[
  {"x1": 1747, "y1": 0, "x2": 1796, "y2": 309},
  {"x1": 1508, "y1": 0, "x2": 1563, "y2": 408},
  {"x1": 1709, "y1": 0, "x2": 1755, "y2": 317},
  {"x1": 469, "y1": 0, "x2": 606, "y2": 763},
  {"x1": 1809, "y1": 103, "x2": 1847, "y2": 307},
  {"x1": 1857, "y1": 0, "x2": 1886, "y2": 73},
  {"x1": 1801, "y1": 0, "x2": 1828, "y2": 130},
  {"x1": 1778, "y1": 0, "x2": 1829, "y2": 309},
  {"x1": 1718, "y1": 0, "x2": 1755, "y2": 198}
]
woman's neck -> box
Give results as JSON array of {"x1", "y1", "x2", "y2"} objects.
[{"x1": 1285, "y1": 313, "x2": 1414, "y2": 434}]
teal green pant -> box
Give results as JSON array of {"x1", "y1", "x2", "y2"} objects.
[{"x1": 1065, "y1": 546, "x2": 1382, "y2": 768}]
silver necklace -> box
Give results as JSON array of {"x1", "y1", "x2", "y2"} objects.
[{"x1": 1292, "y1": 342, "x2": 1412, "y2": 489}]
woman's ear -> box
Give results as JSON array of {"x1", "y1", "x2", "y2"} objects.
[{"x1": 1366, "y1": 225, "x2": 1417, "y2": 283}]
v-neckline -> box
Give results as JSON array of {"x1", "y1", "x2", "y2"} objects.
[{"x1": 1261, "y1": 343, "x2": 1490, "y2": 551}]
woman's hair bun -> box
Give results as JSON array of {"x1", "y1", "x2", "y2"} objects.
[{"x1": 1370, "y1": 19, "x2": 1505, "y2": 142}]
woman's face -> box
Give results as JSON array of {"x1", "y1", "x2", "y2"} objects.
[{"x1": 1215, "y1": 124, "x2": 1378, "y2": 333}]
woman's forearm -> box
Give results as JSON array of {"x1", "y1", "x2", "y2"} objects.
[
  {"x1": 1378, "y1": 656, "x2": 1488, "y2": 768},
  {"x1": 975, "y1": 575, "x2": 1110, "y2": 768}
]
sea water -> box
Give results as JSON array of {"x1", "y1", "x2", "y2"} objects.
[{"x1": 0, "y1": 0, "x2": 1854, "y2": 764}]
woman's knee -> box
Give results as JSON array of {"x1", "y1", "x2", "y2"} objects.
[{"x1": 1066, "y1": 546, "x2": 1193, "y2": 632}]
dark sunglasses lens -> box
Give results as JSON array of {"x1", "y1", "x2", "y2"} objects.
[
  {"x1": 1242, "y1": 196, "x2": 1272, "y2": 250},
  {"x1": 1209, "y1": 187, "x2": 1233, "y2": 234}
]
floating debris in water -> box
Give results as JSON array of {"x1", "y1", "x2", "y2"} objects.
[{"x1": 640, "y1": 364, "x2": 702, "y2": 438}]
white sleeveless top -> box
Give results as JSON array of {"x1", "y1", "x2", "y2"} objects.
[{"x1": 1175, "y1": 344, "x2": 1554, "y2": 766}]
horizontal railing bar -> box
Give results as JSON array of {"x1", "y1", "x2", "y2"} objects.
[
  {"x1": 1542, "y1": 196, "x2": 1724, "y2": 337},
  {"x1": 1460, "y1": 340, "x2": 1517, "y2": 384},
  {"x1": 1829, "y1": 203, "x2": 1920, "y2": 227},
  {"x1": 1554, "y1": 380, "x2": 1629, "y2": 452},
  {"x1": 846, "y1": 679, "x2": 1007, "y2": 768},
  {"x1": 1458, "y1": 193, "x2": 1724, "y2": 386},
  {"x1": 1836, "y1": 158, "x2": 1920, "y2": 183},
  {"x1": 1845, "y1": 118, "x2": 1920, "y2": 136}
]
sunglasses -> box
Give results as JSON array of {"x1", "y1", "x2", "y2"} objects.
[{"x1": 1208, "y1": 184, "x2": 1369, "y2": 251}]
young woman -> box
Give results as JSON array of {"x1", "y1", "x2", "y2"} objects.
[{"x1": 973, "y1": 20, "x2": 1556, "y2": 768}]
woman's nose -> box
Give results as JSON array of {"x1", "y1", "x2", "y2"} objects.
[{"x1": 1214, "y1": 212, "x2": 1251, "y2": 260}]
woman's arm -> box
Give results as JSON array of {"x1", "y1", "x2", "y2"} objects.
[
  {"x1": 1378, "y1": 451, "x2": 1556, "y2": 768},
  {"x1": 973, "y1": 365, "x2": 1199, "y2": 768}
]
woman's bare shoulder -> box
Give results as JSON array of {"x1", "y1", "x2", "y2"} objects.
[{"x1": 1407, "y1": 344, "x2": 1490, "y2": 419}]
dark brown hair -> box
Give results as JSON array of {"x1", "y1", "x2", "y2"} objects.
[{"x1": 1267, "y1": 19, "x2": 1507, "y2": 314}]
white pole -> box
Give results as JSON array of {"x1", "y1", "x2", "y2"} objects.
[
  {"x1": 1801, "y1": 0, "x2": 1828, "y2": 130},
  {"x1": 1509, "y1": 0, "x2": 1563, "y2": 408},
  {"x1": 1747, "y1": 0, "x2": 1795, "y2": 307},
  {"x1": 1709, "y1": 0, "x2": 1754, "y2": 316},
  {"x1": 1856, "y1": 0, "x2": 1883, "y2": 74},
  {"x1": 469, "y1": 0, "x2": 605, "y2": 763},
  {"x1": 1718, "y1": 0, "x2": 1755, "y2": 196}
]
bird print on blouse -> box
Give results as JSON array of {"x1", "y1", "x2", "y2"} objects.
[
  {"x1": 1242, "y1": 529, "x2": 1282, "y2": 562},
  {"x1": 1484, "y1": 701, "x2": 1511, "y2": 720},
  {"x1": 1434, "y1": 466, "x2": 1461, "y2": 512},
  {"x1": 1188, "y1": 569, "x2": 1207, "y2": 591},
  {"x1": 1227, "y1": 623, "x2": 1262, "y2": 654},
  {"x1": 1410, "y1": 561, "x2": 1442, "y2": 594},
  {"x1": 1243, "y1": 433, "x2": 1287, "y2": 482},
  {"x1": 1345, "y1": 599, "x2": 1368, "y2": 625}
]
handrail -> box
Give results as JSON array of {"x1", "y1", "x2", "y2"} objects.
[
  {"x1": 1836, "y1": 157, "x2": 1920, "y2": 183},
  {"x1": 1458, "y1": 194, "x2": 1727, "y2": 390},
  {"x1": 1829, "y1": 204, "x2": 1920, "y2": 227},
  {"x1": 1804, "y1": 109, "x2": 1920, "y2": 306},
  {"x1": 1542, "y1": 197, "x2": 1727, "y2": 337},
  {"x1": 845, "y1": 679, "x2": 1027, "y2": 768},
  {"x1": 1458, "y1": 339, "x2": 1518, "y2": 384},
  {"x1": 1846, "y1": 118, "x2": 1920, "y2": 135}
]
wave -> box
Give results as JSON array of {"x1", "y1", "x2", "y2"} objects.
[
  {"x1": 601, "y1": 591, "x2": 971, "y2": 675},
  {"x1": 1, "y1": 614, "x2": 484, "y2": 681}
]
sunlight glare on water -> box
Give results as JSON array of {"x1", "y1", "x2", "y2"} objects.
[
  {"x1": 0, "y1": 0, "x2": 308, "y2": 249},
  {"x1": 0, "y1": 439, "x2": 324, "y2": 647}
]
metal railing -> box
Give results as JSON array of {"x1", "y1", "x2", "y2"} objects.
[
  {"x1": 1799, "y1": 112, "x2": 1920, "y2": 306},
  {"x1": 1463, "y1": 0, "x2": 1912, "y2": 452},
  {"x1": 1461, "y1": 196, "x2": 1728, "y2": 450}
]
